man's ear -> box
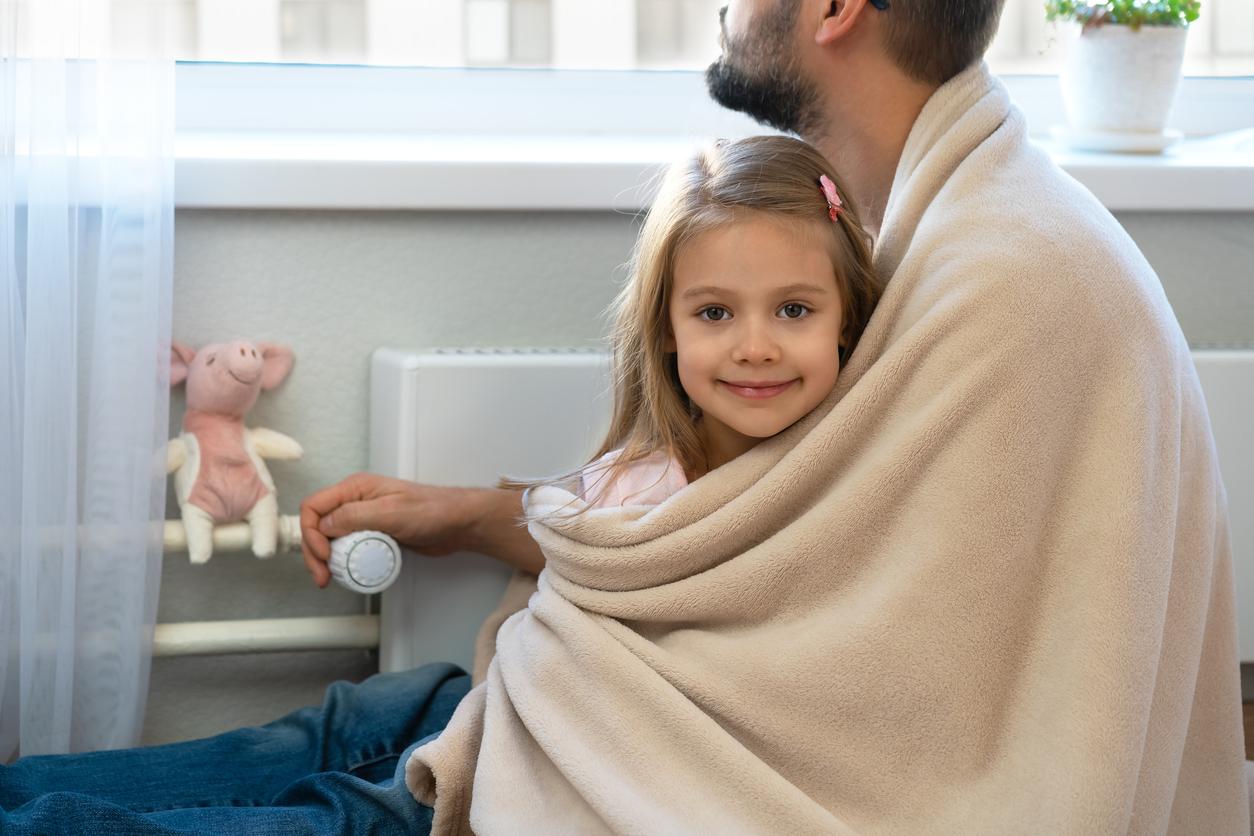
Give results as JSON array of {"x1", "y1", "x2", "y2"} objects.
[{"x1": 815, "y1": 0, "x2": 873, "y2": 46}]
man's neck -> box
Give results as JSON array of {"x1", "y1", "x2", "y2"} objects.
[{"x1": 805, "y1": 73, "x2": 937, "y2": 239}]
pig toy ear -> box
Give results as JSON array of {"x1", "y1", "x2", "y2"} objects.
[
  {"x1": 170, "y1": 341, "x2": 196, "y2": 387},
  {"x1": 256, "y1": 342, "x2": 294, "y2": 391}
]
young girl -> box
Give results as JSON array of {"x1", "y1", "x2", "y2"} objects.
[
  {"x1": 403, "y1": 134, "x2": 888, "y2": 834},
  {"x1": 511, "y1": 134, "x2": 882, "y2": 512},
  {"x1": 0, "y1": 135, "x2": 882, "y2": 835}
]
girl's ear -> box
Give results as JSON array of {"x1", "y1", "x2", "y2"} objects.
[
  {"x1": 815, "y1": 0, "x2": 873, "y2": 46},
  {"x1": 663, "y1": 327, "x2": 677, "y2": 353}
]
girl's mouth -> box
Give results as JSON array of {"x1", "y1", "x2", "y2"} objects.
[{"x1": 719, "y1": 379, "x2": 796, "y2": 400}]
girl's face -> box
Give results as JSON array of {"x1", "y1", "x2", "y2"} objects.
[{"x1": 667, "y1": 212, "x2": 843, "y2": 473}]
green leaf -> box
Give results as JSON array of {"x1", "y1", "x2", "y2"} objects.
[{"x1": 1044, "y1": 0, "x2": 1200, "y2": 27}]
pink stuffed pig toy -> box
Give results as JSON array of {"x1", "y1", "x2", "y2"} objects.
[{"x1": 166, "y1": 339, "x2": 303, "y2": 564}]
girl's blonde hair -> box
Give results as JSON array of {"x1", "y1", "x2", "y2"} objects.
[{"x1": 503, "y1": 135, "x2": 883, "y2": 511}]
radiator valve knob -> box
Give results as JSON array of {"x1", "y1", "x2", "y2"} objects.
[{"x1": 328, "y1": 531, "x2": 402, "y2": 594}]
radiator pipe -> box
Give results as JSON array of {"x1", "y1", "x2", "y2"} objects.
[
  {"x1": 155, "y1": 517, "x2": 400, "y2": 656},
  {"x1": 153, "y1": 614, "x2": 380, "y2": 657},
  {"x1": 162, "y1": 515, "x2": 303, "y2": 554}
]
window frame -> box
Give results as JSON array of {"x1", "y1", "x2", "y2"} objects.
[
  {"x1": 172, "y1": 62, "x2": 1254, "y2": 212},
  {"x1": 176, "y1": 61, "x2": 1254, "y2": 139}
]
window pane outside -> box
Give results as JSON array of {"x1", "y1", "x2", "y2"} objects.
[{"x1": 10, "y1": 0, "x2": 1252, "y2": 75}]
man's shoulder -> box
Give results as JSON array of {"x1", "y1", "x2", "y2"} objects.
[
  {"x1": 920, "y1": 138, "x2": 1156, "y2": 300},
  {"x1": 900, "y1": 142, "x2": 1182, "y2": 357}
]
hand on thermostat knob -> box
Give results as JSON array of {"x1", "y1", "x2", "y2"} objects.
[{"x1": 327, "y1": 531, "x2": 402, "y2": 594}]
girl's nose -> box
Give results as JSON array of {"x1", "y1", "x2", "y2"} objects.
[{"x1": 731, "y1": 320, "x2": 780, "y2": 364}]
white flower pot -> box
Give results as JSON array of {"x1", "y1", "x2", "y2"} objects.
[{"x1": 1060, "y1": 23, "x2": 1189, "y2": 135}]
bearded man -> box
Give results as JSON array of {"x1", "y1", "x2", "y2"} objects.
[
  {"x1": 303, "y1": 4, "x2": 1251, "y2": 832},
  {"x1": 707, "y1": 0, "x2": 1003, "y2": 236},
  {"x1": 695, "y1": 1, "x2": 1252, "y2": 831},
  {"x1": 292, "y1": 4, "x2": 1251, "y2": 832},
  {"x1": 390, "y1": 4, "x2": 1248, "y2": 829}
]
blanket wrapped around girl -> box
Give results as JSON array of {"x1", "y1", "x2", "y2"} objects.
[{"x1": 408, "y1": 64, "x2": 1248, "y2": 835}]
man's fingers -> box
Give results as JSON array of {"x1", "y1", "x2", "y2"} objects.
[
  {"x1": 300, "y1": 478, "x2": 368, "y2": 586},
  {"x1": 302, "y1": 475, "x2": 369, "y2": 518},
  {"x1": 300, "y1": 473, "x2": 380, "y2": 553},
  {"x1": 299, "y1": 496, "x2": 332, "y2": 561},
  {"x1": 298, "y1": 473, "x2": 394, "y2": 588},
  {"x1": 299, "y1": 502, "x2": 331, "y2": 587},
  {"x1": 317, "y1": 500, "x2": 372, "y2": 538},
  {"x1": 302, "y1": 547, "x2": 330, "y2": 588}
]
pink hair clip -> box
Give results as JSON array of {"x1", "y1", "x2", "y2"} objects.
[{"x1": 818, "y1": 174, "x2": 843, "y2": 221}]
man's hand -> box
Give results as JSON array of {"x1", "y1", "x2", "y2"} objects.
[{"x1": 299, "y1": 473, "x2": 480, "y2": 588}]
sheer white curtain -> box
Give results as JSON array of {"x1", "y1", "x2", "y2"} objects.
[{"x1": 1, "y1": 0, "x2": 173, "y2": 758}]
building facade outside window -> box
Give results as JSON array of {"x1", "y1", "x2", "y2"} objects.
[
  {"x1": 279, "y1": 0, "x2": 367, "y2": 64},
  {"x1": 14, "y1": 0, "x2": 1247, "y2": 76}
]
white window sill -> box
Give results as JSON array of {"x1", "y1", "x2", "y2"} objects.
[{"x1": 174, "y1": 128, "x2": 1254, "y2": 212}]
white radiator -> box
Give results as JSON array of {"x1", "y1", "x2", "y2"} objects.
[
  {"x1": 369, "y1": 348, "x2": 1254, "y2": 672},
  {"x1": 371, "y1": 348, "x2": 613, "y2": 673},
  {"x1": 1192, "y1": 350, "x2": 1254, "y2": 659}
]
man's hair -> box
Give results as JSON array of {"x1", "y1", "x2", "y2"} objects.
[{"x1": 880, "y1": 0, "x2": 1008, "y2": 86}]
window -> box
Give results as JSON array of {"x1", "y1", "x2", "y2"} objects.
[
  {"x1": 14, "y1": 0, "x2": 1247, "y2": 164},
  {"x1": 10, "y1": 0, "x2": 1252, "y2": 75},
  {"x1": 279, "y1": 0, "x2": 366, "y2": 64},
  {"x1": 462, "y1": 0, "x2": 552, "y2": 66},
  {"x1": 147, "y1": 0, "x2": 1254, "y2": 75},
  {"x1": 635, "y1": 0, "x2": 723, "y2": 68}
]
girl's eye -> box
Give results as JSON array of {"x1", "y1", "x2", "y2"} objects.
[
  {"x1": 699, "y1": 306, "x2": 730, "y2": 322},
  {"x1": 779, "y1": 303, "x2": 810, "y2": 319}
]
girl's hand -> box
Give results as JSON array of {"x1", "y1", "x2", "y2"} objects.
[{"x1": 299, "y1": 473, "x2": 480, "y2": 588}]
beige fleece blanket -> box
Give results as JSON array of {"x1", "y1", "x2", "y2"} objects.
[{"x1": 406, "y1": 63, "x2": 1249, "y2": 834}]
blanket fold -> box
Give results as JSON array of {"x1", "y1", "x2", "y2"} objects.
[{"x1": 406, "y1": 63, "x2": 1248, "y2": 834}]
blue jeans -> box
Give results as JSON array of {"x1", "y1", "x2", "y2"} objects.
[{"x1": 0, "y1": 661, "x2": 470, "y2": 835}]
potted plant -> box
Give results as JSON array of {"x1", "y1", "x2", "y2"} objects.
[{"x1": 1045, "y1": 0, "x2": 1201, "y2": 151}]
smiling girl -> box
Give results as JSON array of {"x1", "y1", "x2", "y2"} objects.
[{"x1": 562, "y1": 134, "x2": 884, "y2": 509}]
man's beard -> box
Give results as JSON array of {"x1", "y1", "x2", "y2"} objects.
[{"x1": 705, "y1": 2, "x2": 823, "y2": 137}]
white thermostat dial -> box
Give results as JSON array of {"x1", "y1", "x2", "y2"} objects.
[{"x1": 328, "y1": 531, "x2": 402, "y2": 594}]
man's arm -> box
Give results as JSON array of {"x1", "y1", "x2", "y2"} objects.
[
  {"x1": 300, "y1": 476, "x2": 544, "y2": 587},
  {"x1": 466, "y1": 487, "x2": 546, "y2": 576}
]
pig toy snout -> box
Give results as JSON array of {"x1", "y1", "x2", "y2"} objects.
[{"x1": 222, "y1": 341, "x2": 264, "y2": 387}]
